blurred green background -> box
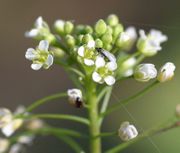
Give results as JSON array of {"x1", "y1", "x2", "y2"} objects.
[{"x1": 0, "y1": 0, "x2": 179, "y2": 152}]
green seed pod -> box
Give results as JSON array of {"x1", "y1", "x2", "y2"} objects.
[
  {"x1": 64, "y1": 21, "x2": 74, "y2": 34},
  {"x1": 102, "y1": 32, "x2": 113, "y2": 44},
  {"x1": 85, "y1": 25, "x2": 93, "y2": 34},
  {"x1": 107, "y1": 14, "x2": 119, "y2": 26},
  {"x1": 95, "y1": 19, "x2": 107, "y2": 36},
  {"x1": 113, "y1": 23, "x2": 124, "y2": 38},
  {"x1": 65, "y1": 35, "x2": 75, "y2": 47},
  {"x1": 95, "y1": 39, "x2": 103, "y2": 48},
  {"x1": 82, "y1": 34, "x2": 93, "y2": 44}
]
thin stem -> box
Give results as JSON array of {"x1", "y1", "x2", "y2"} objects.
[
  {"x1": 97, "y1": 87, "x2": 109, "y2": 103},
  {"x1": 26, "y1": 92, "x2": 67, "y2": 112},
  {"x1": 105, "y1": 118, "x2": 179, "y2": 153},
  {"x1": 101, "y1": 81, "x2": 159, "y2": 117},
  {"x1": 98, "y1": 87, "x2": 113, "y2": 125},
  {"x1": 27, "y1": 114, "x2": 90, "y2": 126}
]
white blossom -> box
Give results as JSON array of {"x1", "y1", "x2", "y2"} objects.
[
  {"x1": 92, "y1": 56, "x2": 117, "y2": 86},
  {"x1": 157, "y1": 62, "x2": 176, "y2": 82},
  {"x1": 0, "y1": 138, "x2": 9, "y2": 153},
  {"x1": 116, "y1": 27, "x2": 137, "y2": 50},
  {"x1": 25, "y1": 16, "x2": 50, "y2": 39},
  {"x1": 118, "y1": 121, "x2": 138, "y2": 141},
  {"x1": 18, "y1": 135, "x2": 35, "y2": 145},
  {"x1": 9, "y1": 144, "x2": 25, "y2": 153},
  {"x1": 134, "y1": 64, "x2": 157, "y2": 82},
  {"x1": 77, "y1": 40, "x2": 97, "y2": 66},
  {"x1": 25, "y1": 119, "x2": 44, "y2": 130},
  {"x1": 0, "y1": 108, "x2": 13, "y2": 128},
  {"x1": 25, "y1": 40, "x2": 54, "y2": 70},
  {"x1": 137, "y1": 29, "x2": 167, "y2": 56}
]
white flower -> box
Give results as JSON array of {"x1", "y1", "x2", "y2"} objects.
[
  {"x1": 0, "y1": 108, "x2": 13, "y2": 128},
  {"x1": 77, "y1": 40, "x2": 97, "y2": 66},
  {"x1": 18, "y1": 135, "x2": 35, "y2": 145},
  {"x1": 137, "y1": 29, "x2": 167, "y2": 56},
  {"x1": 25, "y1": 119, "x2": 44, "y2": 130},
  {"x1": 118, "y1": 121, "x2": 138, "y2": 141},
  {"x1": 25, "y1": 40, "x2": 54, "y2": 70},
  {"x1": 92, "y1": 56, "x2": 117, "y2": 86},
  {"x1": 67, "y1": 89, "x2": 83, "y2": 108},
  {"x1": 25, "y1": 16, "x2": 50, "y2": 39},
  {"x1": 0, "y1": 138, "x2": 9, "y2": 153},
  {"x1": 120, "y1": 57, "x2": 137, "y2": 77},
  {"x1": 157, "y1": 62, "x2": 176, "y2": 82},
  {"x1": 0, "y1": 106, "x2": 24, "y2": 137},
  {"x1": 116, "y1": 27, "x2": 137, "y2": 50},
  {"x1": 134, "y1": 64, "x2": 157, "y2": 82},
  {"x1": 2, "y1": 119, "x2": 23, "y2": 137}
]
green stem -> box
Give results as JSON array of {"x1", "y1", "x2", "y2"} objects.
[
  {"x1": 105, "y1": 118, "x2": 179, "y2": 153},
  {"x1": 101, "y1": 81, "x2": 159, "y2": 117},
  {"x1": 26, "y1": 92, "x2": 67, "y2": 112},
  {"x1": 99, "y1": 87, "x2": 113, "y2": 125},
  {"x1": 28, "y1": 114, "x2": 89, "y2": 126},
  {"x1": 86, "y1": 79, "x2": 101, "y2": 153}
]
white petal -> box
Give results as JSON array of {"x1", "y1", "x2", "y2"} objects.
[
  {"x1": 31, "y1": 63, "x2": 43, "y2": 70},
  {"x1": 25, "y1": 29, "x2": 38, "y2": 37},
  {"x1": 106, "y1": 62, "x2": 117, "y2": 71},
  {"x1": 45, "y1": 55, "x2": 54, "y2": 67},
  {"x1": 38, "y1": 40, "x2": 49, "y2": 51},
  {"x1": 25, "y1": 48, "x2": 36, "y2": 60},
  {"x1": 126, "y1": 27, "x2": 137, "y2": 40},
  {"x1": 78, "y1": 46, "x2": 85, "y2": 57},
  {"x1": 92, "y1": 72, "x2": 102, "y2": 83},
  {"x1": 102, "y1": 50, "x2": 116, "y2": 63},
  {"x1": 104, "y1": 76, "x2": 115, "y2": 86},
  {"x1": 35, "y1": 16, "x2": 43, "y2": 28},
  {"x1": 87, "y1": 40, "x2": 95, "y2": 48},
  {"x1": 95, "y1": 56, "x2": 105, "y2": 68},
  {"x1": 139, "y1": 29, "x2": 147, "y2": 40},
  {"x1": 84, "y1": 59, "x2": 94, "y2": 66}
]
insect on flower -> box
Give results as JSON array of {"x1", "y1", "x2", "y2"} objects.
[{"x1": 95, "y1": 48, "x2": 116, "y2": 63}]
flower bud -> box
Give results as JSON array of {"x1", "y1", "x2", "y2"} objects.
[
  {"x1": 51, "y1": 47, "x2": 65, "y2": 58},
  {"x1": 118, "y1": 121, "x2": 138, "y2": 141},
  {"x1": 64, "y1": 21, "x2": 74, "y2": 34},
  {"x1": 134, "y1": 64, "x2": 157, "y2": 82},
  {"x1": 85, "y1": 25, "x2": 93, "y2": 34},
  {"x1": 0, "y1": 108, "x2": 12, "y2": 128},
  {"x1": 113, "y1": 23, "x2": 124, "y2": 38},
  {"x1": 102, "y1": 32, "x2": 113, "y2": 44},
  {"x1": 67, "y1": 89, "x2": 83, "y2": 108},
  {"x1": 157, "y1": 62, "x2": 176, "y2": 82},
  {"x1": 104, "y1": 44, "x2": 112, "y2": 51},
  {"x1": 95, "y1": 39, "x2": 103, "y2": 48},
  {"x1": 107, "y1": 14, "x2": 119, "y2": 26},
  {"x1": 82, "y1": 34, "x2": 93, "y2": 44},
  {"x1": 54, "y1": 20, "x2": 65, "y2": 35},
  {"x1": 26, "y1": 119, "x2": 44, "y2": 130},
  {"x1": 65, "y1": 35, "x2": 76, "y2": 47},
  {"x1": 95, "y1": 19, "x2": 107, "y2": 36}
]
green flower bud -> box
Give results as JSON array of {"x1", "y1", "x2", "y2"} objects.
[
  {"x1": 106, "y1": 26, "x2": 113, "y2": 34},
  {"x1": 65, "y1": 35, "x2": 75, "y2": 47},
  {"x1": 95, "y1": 39, "x2": 103, "y2": 48},
  {"x1": 95, "y1": 19, "x2": 107, "y2": 36},
  {"x1": 85, "y1": 25, "x2": 93, "y2": 34},
  {"x1": 64, "y1": 21, "x2": 74, "y2": 34},
  {"x1": 54, "y1": 20, "x2": 65, "y2": 35},
  {"x1": 51, "y1": 47, "x2": 65, "y2": 58},
  {"x1": 102, "y1": 32, "x2": 113, "y2": 44},
  {"x1": 46, "y1": 34, "x2": 56, "y2": 44},
  {"x1": 77, "y1": 34, "x2": 84, "y2": 44},
  {"x1": 107, "y1": 14, "x2": 119, "y2": 26},
  {"x1": 104, "y1": 44, "x2": 112, "y2": 50},
  {"x1": 82, "y1": 34, "x2": 93, "y2": 44},
  {"x1": 113, "y1": 24, "x2": 124, "y2": 38},
  {"x1": 75, "y1": 25, "x2": 85, "y2": 34}
]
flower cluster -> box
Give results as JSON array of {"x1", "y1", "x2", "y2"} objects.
[{"x1": 25, "y1": 14, "x2": 176, "y2": 87}]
